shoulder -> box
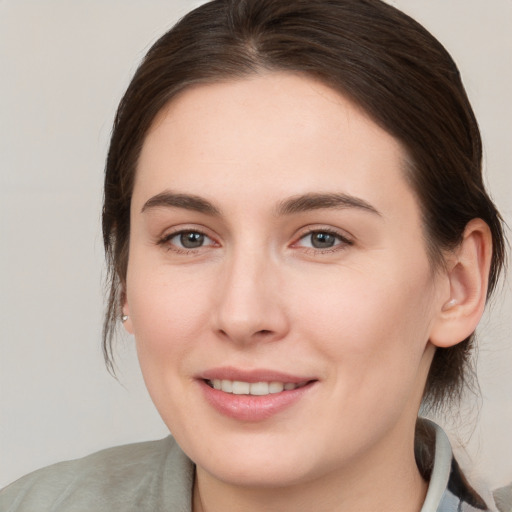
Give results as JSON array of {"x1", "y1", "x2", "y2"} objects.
[{"x1": 0, "y1": 436, "x2": 194, "y2": 512}]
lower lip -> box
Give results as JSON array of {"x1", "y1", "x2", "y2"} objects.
[{"x1": 199, "y1": 380, "x2": 316, "y2": 422}]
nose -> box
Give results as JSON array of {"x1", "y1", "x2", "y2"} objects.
[{"x1": 213, "y1": 247, "x2": 290, "y2": 345}]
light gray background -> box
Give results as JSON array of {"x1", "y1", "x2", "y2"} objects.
[{"x1": 1, "y1": 0, "x2": 511, "y2": 492}]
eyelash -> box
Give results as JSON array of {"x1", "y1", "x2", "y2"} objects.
[
  {"x1": 293, "y1": 228, "x2": 353, "y2": 254},
  {"x1": 157, "y1": 227, "x2": 353, "y2": 255},
  {"x1": 157, "y1": 228, "x2": 217, "y2": 254}
]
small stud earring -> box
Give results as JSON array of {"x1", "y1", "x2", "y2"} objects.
[
  {"x1": 442, "y1": 299, "x2": 457, "y2": 311},
  {"x1": 121, "y1": 314, "x2": 129, "y2": 322}
]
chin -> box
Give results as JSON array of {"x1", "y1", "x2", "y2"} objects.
[
  {"x1": 179, "y1": 427, "x2": 331, "y2": 489},
  {"x1": 200, "y1": 455, "x2": 316, "y2": 488}
]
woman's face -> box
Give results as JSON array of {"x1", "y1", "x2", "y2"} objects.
[{"x1": 124, "y1": 73, "x2": 447, "y2": 486}]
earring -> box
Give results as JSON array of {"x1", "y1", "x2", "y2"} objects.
[{"x1": 121, "y1": 314, "x2": 129, "y2": 322}]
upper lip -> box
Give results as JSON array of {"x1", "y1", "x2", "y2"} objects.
[{"x1": 199, "y1": 366, "x2": 316, "y2": 384}]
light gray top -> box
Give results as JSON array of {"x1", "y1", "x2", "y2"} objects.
[
  {"x1": 0, "y1": 423, "x2": 487, "y2": 512},
  {"x1": 0, "y1": 437, "x2": 193, "y2": 512}
]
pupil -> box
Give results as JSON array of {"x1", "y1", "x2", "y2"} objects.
[
  {"x1": 312, "y1": 232, "x2": 335, "y2": 249},
  {"x1": 180, "y1": 232, "x2": 204, "y2": 248}
]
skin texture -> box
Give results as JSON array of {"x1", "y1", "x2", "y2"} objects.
[{"x1": 123, "y1": 73, "x2": 491, "y2": 512}]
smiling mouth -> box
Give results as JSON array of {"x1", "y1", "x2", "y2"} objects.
[{"x1": 205, "y1": 379, "x2": 310, "y2": 396}]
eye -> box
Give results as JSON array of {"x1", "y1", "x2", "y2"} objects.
[
  {"x1": 161, "y1": 230, "x2": 217, "y2": 251},
  {"x1": 295, "y1": 230, "x2": 352, "y2": 250},
  {"x1": 176, "y1": 231, "x2": 206, "y2": 249}
]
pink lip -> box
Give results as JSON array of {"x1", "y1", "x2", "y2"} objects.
[{"x1": 197, "y1": 367, "x2": 317, "y2": 422}]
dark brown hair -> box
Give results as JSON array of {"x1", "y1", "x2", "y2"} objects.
[{"x1": 102, "y1": 0, "x2": 505, "y2": 412}]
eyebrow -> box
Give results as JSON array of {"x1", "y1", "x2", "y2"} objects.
[
  {"x1": 276, "y1": 193, "x2": 381, "y2": 216},
  {"x1": 141, "y1": 190, "x2": 380, "y2": 217},
  {"x1": 141, "y1": 191, "x2": 221, "y2": 216}
]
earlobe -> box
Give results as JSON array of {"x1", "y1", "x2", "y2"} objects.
[
  {"x1": 121, "y1": 311, "x2": 134, "y2": 335},
  {"x1": 429, "y1": 219, "x2": 492, "y2": 348},
  {"x1": 121, "y1": 290, "x2": 134, "y2": 335}
]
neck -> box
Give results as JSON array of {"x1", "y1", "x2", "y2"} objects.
[{"x1": 193, "y1": 422, "x2": 428, "y2": 512}]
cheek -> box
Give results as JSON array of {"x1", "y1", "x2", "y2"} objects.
[
  {"x1": 299, "y1": 273, "x2": 434, "y2": 434},
  {"x1": 126, "y1": 267, "x2": 216, "y2": 424},
  {"x1": 292, "y1": 258, "x2": 435, "y2": 382},
  {"x1": 298, "y1": 265, "x2": 431, "y2": 336},
  {"x1": 126, "y1": 263, "x2": 213, "y2": 364}
]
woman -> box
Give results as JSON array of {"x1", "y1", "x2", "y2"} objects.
[{"x1": 1, "y1": 0, "x2": 507, "y2": 511}]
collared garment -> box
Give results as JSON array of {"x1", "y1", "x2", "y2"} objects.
[{"x1": 0, "y1": 422, "x2": 490, "y2": 512}]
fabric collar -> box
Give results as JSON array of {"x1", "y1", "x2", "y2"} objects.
[{"x1": 420, "y1": 421, "x2": 453, "y2": 511}]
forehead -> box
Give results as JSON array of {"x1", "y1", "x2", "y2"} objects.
[
  {"x1": 135, "y1": 72, "x2": 416, "y2": 219},
  {"x1": 146, "y1": 71, "x2": 401, "y2": 160}
]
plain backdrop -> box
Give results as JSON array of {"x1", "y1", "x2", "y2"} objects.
[{"x1": 1, "y1": 0, "x2": 511, "y2": 492}]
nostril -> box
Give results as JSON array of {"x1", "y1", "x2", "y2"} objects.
[{"x1": 215, "y1": 327, "x2": 278, "y2": 345}]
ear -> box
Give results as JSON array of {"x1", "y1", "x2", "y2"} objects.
[
  {"x1": 121, "y1": 288, "x2": 134, "y2": 335},
  {"x1": 429, "y1": 219, "x2": 493, "y2": 348}
]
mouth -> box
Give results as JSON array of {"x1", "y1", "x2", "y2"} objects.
[
  {"x1": 198, "y1": 368, "x2": 318, "y2": 420},
  {"x1": 205, "y1": 379, "x2": 310, "y2": 396}
]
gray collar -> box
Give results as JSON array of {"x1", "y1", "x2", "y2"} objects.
[{"x1": 420, "y1": 421, "x2": 453, "y2": 512}]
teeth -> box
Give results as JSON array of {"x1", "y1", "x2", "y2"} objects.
[
  {"x1": 269, "y1": 382, "x2": 284, "y2": 393},
  {"x1": 232, "y1": 381, "x2": 250, "y2": 395},
  {"x1": 208, "y1": 379, "x2": 304, "y2": 396},
  {"x1": 250, "y1": 382, "x2": 269, "y2": 395},
  {"x1": 221, "y1": 379, "x2": 233, "y2": 392}
]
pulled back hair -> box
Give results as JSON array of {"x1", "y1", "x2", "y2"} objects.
[{"x1": 103, "y1": 0, "x2": 505, "y2": 412}]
